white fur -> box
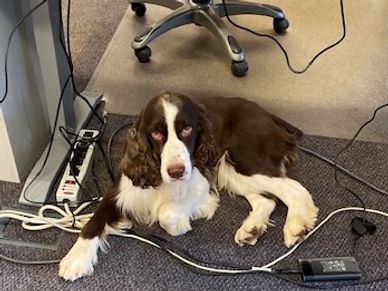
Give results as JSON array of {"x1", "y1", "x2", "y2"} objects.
[
  {"x1": 59, "y1": 237, "x2": 102, "y2": 281},
  {"x1": 115, "y1": 167, "x2": 219, "y2": 236},
  {"x1": 217, "y1": 153, "x2": 318, "y2": 248},
  {"x1": 235, "y1": 194, "x2": 276, "y2": 246},
  {"x1": 59, "y1": 167, "x2": 218, "y2": 281},
  {"x1": 160, "y1": 99, "x2": 192, "y2": 183}
]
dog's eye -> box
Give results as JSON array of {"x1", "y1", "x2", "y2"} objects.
[
  {"x1": 181, "y1": 126, "x2": 192, "y2": 138},
  {"x1": 151, "y1": 131, "x2": 163, "y2": 141}
]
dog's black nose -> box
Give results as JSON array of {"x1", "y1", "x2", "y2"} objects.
[{"x1": 167, "y1": 164, "x2": 185, "y2": 179}]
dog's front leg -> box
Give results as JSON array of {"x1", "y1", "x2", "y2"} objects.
[
  {"x1": 158, "y1": 202, "x2": 192, "y2": 236},
  {"x1": 59, "y1": 191, "x2": 121, "y2": 281}
]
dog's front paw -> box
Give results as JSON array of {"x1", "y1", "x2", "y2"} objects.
[
  {"x1": 160, "y1": 216, "x2": 192, "y2": 236},
  {"x1": 235, "y1": 217, "x2": 273, "y2": 246},
  {"x1": 283, "y1": 205, "x2": 318, "y2": 248},
  {"x1": 59, "y1": 237, "x2": 100, "y2": 281},
  {"x1": 159, "y1": 204, "x2": 192, "y2": 236}
]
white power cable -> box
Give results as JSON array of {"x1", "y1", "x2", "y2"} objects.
[
  {"x1": 0, "y1": 200, "x2": 98, "y2": 234},
  {"x1": 259, "y1": 207, "x2": 388, "y2": 270},
  {"x1": 111, "y1": 230, "x2": 268, "y2": 274},
  {"x1": 0, "y1": 202, "x2": 387, "y2": 274}
]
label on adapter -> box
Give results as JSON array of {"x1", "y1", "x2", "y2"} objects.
[
  {"x1": 321, "y1": 259, "x2": 347, "y2": 272},
  {"x1": 298, "y1": 257, "x2": 362, "y2": 282}
]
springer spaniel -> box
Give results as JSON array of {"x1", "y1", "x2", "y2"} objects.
[{"x1": 59, "y1": 92, "x2": 318, "y2": 281}]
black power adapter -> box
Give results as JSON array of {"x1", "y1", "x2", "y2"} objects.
[{"x1": 298, "y1": 257, "x2": 362, "y2": 282}]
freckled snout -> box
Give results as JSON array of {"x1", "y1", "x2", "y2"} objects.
[{"x1": 167, "y1": 163, "x2": 186, "y2": 179}]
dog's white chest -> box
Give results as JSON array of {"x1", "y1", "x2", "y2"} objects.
[{"x1": 115, "y1": 167, "x2": 210, "y2": 225}]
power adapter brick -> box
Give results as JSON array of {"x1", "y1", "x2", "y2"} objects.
[{"x1": 298, "y1": 257, "x2": 362, "y2": 282}]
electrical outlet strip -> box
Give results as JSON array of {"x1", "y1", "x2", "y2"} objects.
[{"x1": 56, "y1": 129, "x2": 99, "y2": 206}]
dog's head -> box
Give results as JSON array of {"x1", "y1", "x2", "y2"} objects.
[{"x1": 121, "y1": 92, "x2": 219, "y2": 188}]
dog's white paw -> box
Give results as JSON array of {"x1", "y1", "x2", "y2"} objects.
[
  {"x1": 283, "y1": 205, "x2": 318, "y2": 248},
  {"x1": 160, "y1": 216, "x2": 192, "y2": 236},
  {"x1": 235, "y1": 217, "x2": 273, "y2": 246},
  {"x1": 59, "y1": 237, "x2": 100, "y2": 281}
]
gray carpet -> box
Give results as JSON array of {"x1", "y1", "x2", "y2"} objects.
[
  {"x1": 62, "y1": 0, "x2": 129, "y2": 91},
  {"x1": 1, "y1": 112, "x2": 388, "y2": 290}
]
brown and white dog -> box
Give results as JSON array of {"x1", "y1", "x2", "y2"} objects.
[{"x1": 59, "y1": 92, "x2": 318, "y2": 281}]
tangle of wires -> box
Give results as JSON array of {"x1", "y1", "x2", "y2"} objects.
[
  {"x1": 58, "y1": 123, "x2": 113, "y2": 205},
  {"x1": 52, "y1": 0, "x2": 119, "y2": 205},
  {"x1": 0, "y1": 0, "x2": 108, "y2": 206}
]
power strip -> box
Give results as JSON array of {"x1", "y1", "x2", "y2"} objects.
[{"x1": 56, "y1": 129, "x2": 99, "y2": 206}]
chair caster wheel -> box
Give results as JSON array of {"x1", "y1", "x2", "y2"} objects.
[
  {"x1": 131, "y1": 3, "x2": 146, "y2": 17},
  {"x1": 231, "y1": 60, "x2": 248, "y2": 77},
  {"x1": 134, "y1": 46, "x2": 151, "y2": 63},
  {"x1": 273, "y1": 18, "x2": 289, "y2": 34}
]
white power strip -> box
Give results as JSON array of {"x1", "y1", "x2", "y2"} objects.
[{"x1": 56, "y1": 129, "x2": 99, "y2": 206}]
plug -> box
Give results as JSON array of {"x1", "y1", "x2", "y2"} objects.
[{"x1": 351, "y1": 217, "x2": 376, "y2": 236}]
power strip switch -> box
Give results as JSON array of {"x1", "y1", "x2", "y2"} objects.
[{"x1": 56, "y1": 129, "x2": 99, "y2": 206}]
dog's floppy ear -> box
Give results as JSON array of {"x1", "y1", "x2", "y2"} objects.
[
  {"x1": 120, "y1": 111, "x2": 162, "y2": 188},
  {"x1": 194, "y1": 106, "x2": 219, "y2": 171}
]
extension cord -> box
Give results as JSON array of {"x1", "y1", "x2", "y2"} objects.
[{"x1": 56, "y1": 129, "x2": 99, "y2": 206}]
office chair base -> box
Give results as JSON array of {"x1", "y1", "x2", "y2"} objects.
[
  {"x1": 273, "y1": 18, "x2": 289, "y2": 34},
  {"x1": 131, "y1": 3, "x2": 147, "y2": 17},
  {"x1": 135, "y1": 46, "x2": 152, "y2": 63},
  {"x1": 130, "y1": 0, "x2": 288, "y2": 76},
  {"x1": 231, "y1": 60, "x2": 249, "y2": 77}
]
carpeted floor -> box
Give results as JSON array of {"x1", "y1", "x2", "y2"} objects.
[
  {"x1": 61, "y1": 0, "x2": 129, "y2": 91},
  {"x1": 87, "y1": 0, "x2": 388, "y2": 143},
  {"x1": 1, "y1": 1, "x2": 388, "y2": 290},
  {"x1": 1, "y1": 112, "x2": 388, "y2": 290}
]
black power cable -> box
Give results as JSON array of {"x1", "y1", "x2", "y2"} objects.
[
  {"x1": 332, "y1": 102, "x2": 388, "y2": 221},
  {"x1": 91, "y1": 151, "x2": 103, "y2": 198},
  {"x1": 58, "y1": 0, "x2": 103, "y2": 124},
  {"x1": 58, "y1": 128, "x2": 100, "y2": 202},
  {"x1": 0, "y1": 0, "x2": 48, "y2": 103},
  {"x1": 107, "y1": 119, "x2": 134, "y2": 181},
  {"x1": 96, "y1": 141, "x2": 115, "y2": 182},
  {"x1": 299, "y1": 146, "x2": 388, "y2": 196},
  {"x1": 22, "y1": 74, "x2": 72, "y2": 205},
  {"x1": 299, "y1": 100, "x2": 388, "y2": 224}
]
